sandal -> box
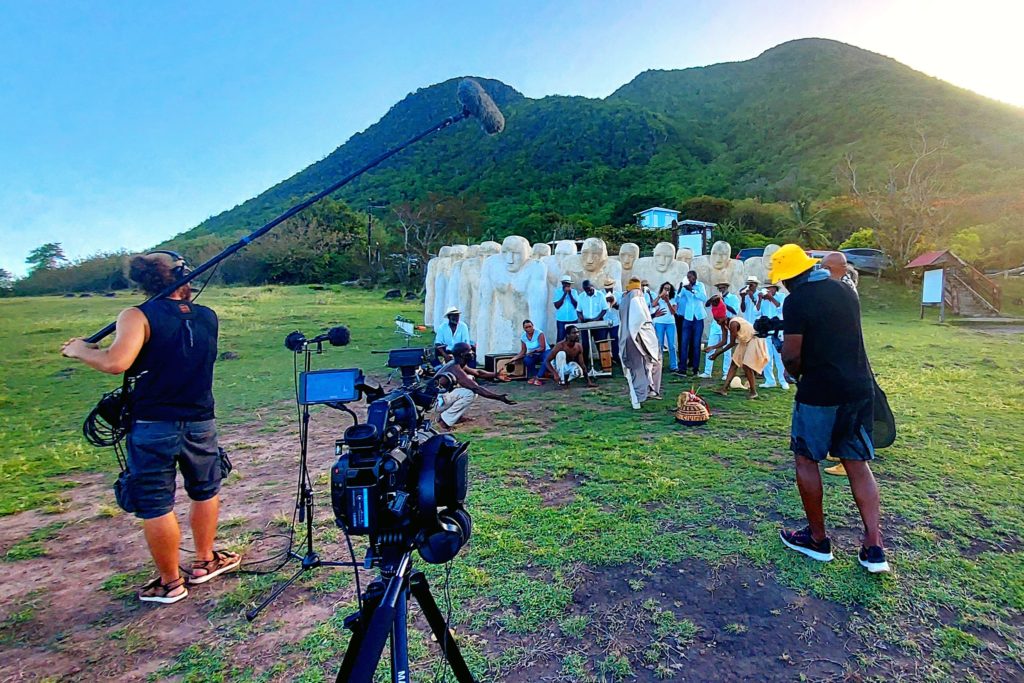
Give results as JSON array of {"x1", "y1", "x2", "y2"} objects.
[
  {"x1": 183, "y1": 549, "x2": 242, "y2": 585},
  {"x1": 139, "y1": 576, "x2": 188, "y2": 605}
]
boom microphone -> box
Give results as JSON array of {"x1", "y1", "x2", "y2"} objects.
[
  {"x1": 457, "y1": 78, "x2": 505, "y2": 135},
  {"x1": 82, "y1": 79, "x2": 506, "y2": 344}
]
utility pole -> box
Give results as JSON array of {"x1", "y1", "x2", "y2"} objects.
[{"x1": 366, "y1": 200, "x2": 388, "y2": 264}]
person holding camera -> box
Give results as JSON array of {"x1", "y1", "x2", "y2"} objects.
[
  {"x1": 434, "y1": 342, "x2": 515, "y2": 430},
  {"x1": 61, "y1": 251, "x2": 239, "y2": 604},
  {"x1": 739, "y1": 275, "x2": 761, "y2": 324},
  {"x1": 770, "y1": 244, "x2": 889, "y2": 574},
  {"x1": 552, "y1": 276, "x2": 581, "y2": 342}
]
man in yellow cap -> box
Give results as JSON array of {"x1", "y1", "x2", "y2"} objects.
[{"x1": 769, "y1": 244, "x2": 889, "y2": 574}]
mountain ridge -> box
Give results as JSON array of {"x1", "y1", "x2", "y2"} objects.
[{"x1": 178, "y1": 38, "x2": 1024, "y2": 243}]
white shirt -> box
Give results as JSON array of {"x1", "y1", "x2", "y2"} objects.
[
  {"x1": 759, "y1": 291, "x2": 786, "y2": 319},
  {"x1": 604, "y1": 290, "x2": 621, "y2": 326},
  {"x1": 651, "y1": 296, "x2": 676, "y2": 327},
  {"x1": 577, "y1": 289, "x2": 608, "y2": 320},
  {"x1": 740, "y1": 289, "x2": 761, "y2": 323},
  {"x1": 434, "y1": 321, "x2": 472, "y2": 350}
]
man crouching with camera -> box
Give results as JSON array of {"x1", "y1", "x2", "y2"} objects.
[
  {"x1": 61, "y1": 251, "x2": 240, "y2": 604},
  {"x1": 770, "y1": 244, "x2": 889, "y2": 574}
]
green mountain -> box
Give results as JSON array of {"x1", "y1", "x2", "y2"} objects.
[{"x1": 181, "y1": 38, "x2": 1024, "y2": 241}]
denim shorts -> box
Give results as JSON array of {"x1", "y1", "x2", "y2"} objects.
[
  {"x1": 125, "y1": 419, "x2": 222, "y2": 519},
  {"x1": 790, "y1": 398, "x2": 875, "y2": 463}
]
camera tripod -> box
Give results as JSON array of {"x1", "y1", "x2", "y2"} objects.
[
  {"x1": 336, "y1": 549, "x2": 477, "y2": 683},
  {"x1": 246, "y1": 342, "x2": 358, "y2": 621}
]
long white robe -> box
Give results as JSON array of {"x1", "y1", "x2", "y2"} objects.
[{"x1": 618, "y1": 288, "x2": 662, "y2": 409}]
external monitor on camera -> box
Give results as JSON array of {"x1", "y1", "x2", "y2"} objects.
[{"x1": 298, "y1": 368, "x2": 365, "y2": 405}]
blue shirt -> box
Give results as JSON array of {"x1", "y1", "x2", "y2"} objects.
[
  {"x1": 434, "y1": 321, "x2": 472, "y2": 350},
  {"x1": 675, "y1": 282, "x2": 707, "y2": 321},
  {"x1": 577, "y1": 289, "x2": 608, "y2": 320},
  {"x1": 716, "y1": 292, "x2": 741, "y2": 317},
  {"x1": 553, "y1": 288, "x2": 581, "y2": 323}
]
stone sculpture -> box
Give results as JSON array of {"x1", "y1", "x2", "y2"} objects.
[
  {"x1": 741, "y1": 243, "x2": 780, "y2": 287},
  {"x1": 562, "y1": 238, "x2": 622, "y2": 294},
  {"x1": 455, "y1": 241, "x2": 500, "y2": 337},
  {"x1": 423, "y1": 245, "x2": 451, "y2": 327},
  {"x1": 633, "y1": 242, "x2": 690, "y2": 291},
  {"x1": 542, "y1": 240, "x2": 580, "y2": 340},
  {"x1": 477, "y1": 236, "x2": 549, "y2": 357},
  {"x1": 531, "y1": 243, "x2": 551, "y2": 260},
  {"x1": 616, "y1": 243, "x2": 640, "y2": 290},
  {"x1": 432, "y1": 245, "x2": 467, "y2": 328},
  {"x1": 693, "y1": 240, "x2": 746, "y2": 293}
]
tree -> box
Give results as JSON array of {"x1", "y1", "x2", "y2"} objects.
[
  {"x1": 679, "y1": 196, "x2": 733, "y2": 225},
  {"x1": 777, "y1": 199, "x2": 829, "y2": 248},
  {"x1": 838, "y1": 228, "x2": 878, "y2": 250},
  {"x1": 840, "y1": 133, "x2": 953, "y2": 278},
  {"x1": 26, "y1": 243, "x2": 67, "y2": 273},
  {"x1": 392, "y1": 193, "x2": 486, "y2": 266},
  {"x1": 0, "y1": 268, "x2": 14, "y2": 296}
]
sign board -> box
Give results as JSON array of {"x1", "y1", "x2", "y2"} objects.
[
  {"x1": 677, "y1": 233, "x2": 704, "y2": 256},
  {"x1": 922, "y1": 268, "x2": 944, "y2": 304}
]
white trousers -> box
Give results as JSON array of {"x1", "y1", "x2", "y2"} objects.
[
  {"x1": 761, "y1": 337, "x2": 789, "y2": 387},
  {"x1": 703, "y1": 324, "x2": 731, "y2": 377},
  {"x1": 554, "y1": 351, "x2": 583, "y2": 383},
  {"x1": 435, "y1": 388, "x2": 476, "y2": 427}
]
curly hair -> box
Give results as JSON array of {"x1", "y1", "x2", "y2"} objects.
[{"x1": 127, "y1": 254, "x2": 178, "y2": 296}]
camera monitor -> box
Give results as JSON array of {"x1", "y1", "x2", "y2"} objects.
[{"x1": 299, "y1": 368, "x2": 364, "y2": 405}]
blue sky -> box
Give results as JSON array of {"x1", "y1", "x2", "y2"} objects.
[{"x1": 2, "y1": 0, "x2": 1021, "y2": 276}]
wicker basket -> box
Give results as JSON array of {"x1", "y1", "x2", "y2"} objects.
[{"x1": 675, "y1": 390, "x2": 710, "y2": 426}]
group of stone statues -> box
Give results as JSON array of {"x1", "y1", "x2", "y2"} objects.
[{"x1": 424, "y1": 237, "x2": 781, "y2": 359}]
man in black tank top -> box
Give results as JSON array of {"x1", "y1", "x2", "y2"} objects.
[{"x1": 62, "y1": 251, "x2": 240, "y2": 604}]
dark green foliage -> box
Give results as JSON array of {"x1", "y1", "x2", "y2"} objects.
[
  {"x1": 678, "y1": 196, "x2": 733, "y2": 224},
  {"x1": 14, "y1": 251, "x2": 130, "y2": 295}
]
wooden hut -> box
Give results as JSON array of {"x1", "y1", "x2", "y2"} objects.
[{"x1": 905, "y1": 250, "x2": 1001, "y2": 316}]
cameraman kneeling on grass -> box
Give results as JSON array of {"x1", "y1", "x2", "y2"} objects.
[
  {"x1": 434, "y1": 342, "x2": 516, "y2": 430},
  {"x1": 770, "y1": 244, "x2": 889, "y2": 574},
  {"x1": 61, "y1": 251, "x2": 240, "y2": 604}
]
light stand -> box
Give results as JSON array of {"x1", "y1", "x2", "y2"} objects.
[{"x1": 246, "y1": 341, "x2": 358, "y2": 621}]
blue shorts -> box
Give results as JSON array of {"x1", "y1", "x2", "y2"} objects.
[
  {"x1": 125, "y1": 419, "x2": 222, "y2": 519},
  {"x1": 790, "y1": 398, "x2": 875, "y2": 463}
]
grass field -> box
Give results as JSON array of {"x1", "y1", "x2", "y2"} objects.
[{"x1": 0, "y1": 280, "x2": 1022, "y2": 682}]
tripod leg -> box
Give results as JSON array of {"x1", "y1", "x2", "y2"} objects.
[
  {"x1": 390, "y1": 587, "x2": 410, "y2": 683},
  {"x1": 245, "y1": 562, "x2": 304, "y2": 621},
  {"x1": 337, "y1": 558, "x2": 410, "y2": 683},
  {"x1": 409, "y1": 572, "x2": 478, "y2": 683}
]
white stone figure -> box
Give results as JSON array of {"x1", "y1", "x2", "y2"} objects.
[
  {"x1": 432, "y1": 244, "x2": 467, "y2": 329},
  {"x1": 456, "y1": 241, "x2": 500, "y2": 339},
  {"x1": 675, "y1": 246, "x2": 694, "y2": 271},
  {"x1": 616, "y1": 243, "x2": 640, "y2": 290},
  {"x1": 477, "y1": 235, "x2": 549, "y2": 358},
  {"x1": 562, "y1": 238, "x2": 622, "y2": 294},
  {"x1": 692, "y1": 240, "x2": 746, "y2": 294},
  {"x1": 633, "y1": 242, "x2": 690, "y2": 292},
  {"x1": 741, "y1": 243, "x2": 780, "y2": 288},
  {"x1": 423, "y1": 246, "x2": 451, "y2": 326},
  {"x1": 445, "y1": 244, "x2": 480, "y2": 314},
  {"x1": 542, "y1": 240, "x2": 579, "y2": 340},
  {"x1": 531, "y1": 243, "x2": 551, "y2": 260}
]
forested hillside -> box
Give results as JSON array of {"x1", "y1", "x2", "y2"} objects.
[{"x1": 182, "y1": 38, "x2": 1024, "y2": 241}]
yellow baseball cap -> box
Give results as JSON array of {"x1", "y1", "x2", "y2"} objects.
[{"x1": 768, "y1": 244, "x2": 819, "y2": 284}]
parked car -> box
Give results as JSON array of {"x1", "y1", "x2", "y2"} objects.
[
  {"x1": 735, "y1": 247, "x2": 765, "y2": 261},
  {"x1": 841, "y1": 248, "x2": 890, "y2": 274}
]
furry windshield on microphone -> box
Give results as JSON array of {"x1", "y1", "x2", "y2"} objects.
[{"x1": 457, "y1": 78, "x2": 505, "y2": 135}]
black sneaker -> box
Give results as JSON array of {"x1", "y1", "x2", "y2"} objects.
[
  {"x1": 858, "y1": 546, "x2": 890, "y2": 574},
  {"x1": 672, "y1": 369, "x2": 687, "y2": 376},
  {"x1": 779, "y1": 527, "x2": 833, "y2": 562}
]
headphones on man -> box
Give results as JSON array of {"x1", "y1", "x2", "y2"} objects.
[{"x1": 147, "y1": 250, "x2": 191, "y2": 279}]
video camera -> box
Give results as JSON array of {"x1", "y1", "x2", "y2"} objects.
[
  {"x1": 330, "y1": 347, "x2": 473, "y2": 566},
  {"x1": 753, "y1": 315, "x2": 785, "y2": 353}
]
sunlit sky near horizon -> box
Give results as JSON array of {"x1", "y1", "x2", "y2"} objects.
[{"x1": 2, "y1": 0, "x2": 1022, "y2": 277}]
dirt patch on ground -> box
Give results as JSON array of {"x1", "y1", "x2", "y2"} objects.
[{"x1": 476, "y1": 558, "x2": 866, "y2": 682}]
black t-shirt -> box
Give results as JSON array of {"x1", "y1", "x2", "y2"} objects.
[
  {"x1": 127, "y1": 298, "x2": 218, "y2": 421},
  {"x1": 783, "y1": 277, "x2": 872, "y2": 406}
]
